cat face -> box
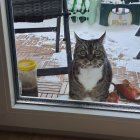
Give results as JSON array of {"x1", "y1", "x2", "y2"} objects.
[{"x1": 74, "y1": 32, "x2": 106, "y2": 68}]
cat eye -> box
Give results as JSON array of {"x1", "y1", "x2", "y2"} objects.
[
  {"x1": 80, "y1": 50, "x2": 86, "y2": 56},
  {"x1": 96, "y1": 55, "x2": 101, "y2": 58},
  {"x1": 95, "y1": 53, "x2": 101, "y2": 56},
  {"x1": 95, "y1": 52, "x2": 102, "y2": 58},
  {"x1": 95, "y1": 51, "x2": 102, "y2": 55},
  {"x1": 96, "y1": 53, "x2": 102, "y2": 57}
]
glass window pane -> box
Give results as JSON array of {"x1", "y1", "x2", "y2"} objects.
[{"x1": 6, "y1": 0, "x2": 140, "y2": 112}]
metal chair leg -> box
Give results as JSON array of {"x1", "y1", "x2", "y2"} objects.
[
  {"x1": 63, "y1": 16, "x2": 66, "y2": 42},
  {"x1": 63, "y1": 0, "x2": 72, "y2": 68},
  {"x1": 56, "y1": 16, "x2": 61, "y2": 52}
]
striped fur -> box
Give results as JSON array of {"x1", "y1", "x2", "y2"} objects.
[{"x1": 69, "y1": 33, "x2": 112, "y2": 101}]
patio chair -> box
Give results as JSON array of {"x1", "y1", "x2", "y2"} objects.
[{"x1": 12, "y1": 0, "x2": 72, "y2": 76}]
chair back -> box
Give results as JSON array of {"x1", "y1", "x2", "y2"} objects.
[{"x1": 12, "y1": 0, "x2": 63, "y2": 22}]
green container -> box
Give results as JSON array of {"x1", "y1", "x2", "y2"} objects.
[
  {"x1": 68, "y1": 0, "x2": 98, "y2": 24},
  {"x1": 100, "y1": 3, "x2": 140, "y2": 26},
  {"x1": 88, "y1": 0, "x2": 98, "y2": 25}
]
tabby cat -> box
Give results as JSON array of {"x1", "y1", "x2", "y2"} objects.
[{"x1": 69, "y1": 32, "x2": 112, "y2": 101}]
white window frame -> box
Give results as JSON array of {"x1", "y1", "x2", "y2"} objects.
[{"x1": 1, "y1": 0, "x2": 140, "y2": 139}]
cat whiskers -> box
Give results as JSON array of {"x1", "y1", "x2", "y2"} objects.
[
  {"x1": 95, "y1": 63, "x2": 102, "y2": 68},
  {"x1": 80, "y1": 64, "x2": 86, "y2": 68}
]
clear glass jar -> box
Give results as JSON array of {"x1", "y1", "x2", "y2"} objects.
[{"x1": 17, "y1": 59, "x2": 38, "y2": 97}]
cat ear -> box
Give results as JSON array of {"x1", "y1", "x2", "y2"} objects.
[
  {"x1": 98, "y1": 32, "x2": 106, "y2": 44},
  {"x1": 74, "y1": 33, "x2": 82, "y2": 43}
]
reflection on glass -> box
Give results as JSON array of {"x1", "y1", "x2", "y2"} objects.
[{"x1": 11, "y1": 0, "x2": 140, "y2": 109}]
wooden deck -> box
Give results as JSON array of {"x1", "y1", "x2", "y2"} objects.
[
  {"x1": 37, "y1": 80, "x2": 69, "y2": 99},
  {"x1": 16, "y1": 34, "x2": 69, "y2": 99},
  {"x1": 16, "y1": 34, "x2": 140, "y2": 99}
]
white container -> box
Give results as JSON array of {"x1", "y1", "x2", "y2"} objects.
[{"x1": 18, "y1": 59, "x2": 38, "y2": 97}]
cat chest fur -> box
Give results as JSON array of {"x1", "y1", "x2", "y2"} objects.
[{"x1": 78, "y1": 66, "x2": 103, "y2": 91}]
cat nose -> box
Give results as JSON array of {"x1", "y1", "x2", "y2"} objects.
[{"x1": 87, "y1": 55, "x2": 93, "y2": 61}]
